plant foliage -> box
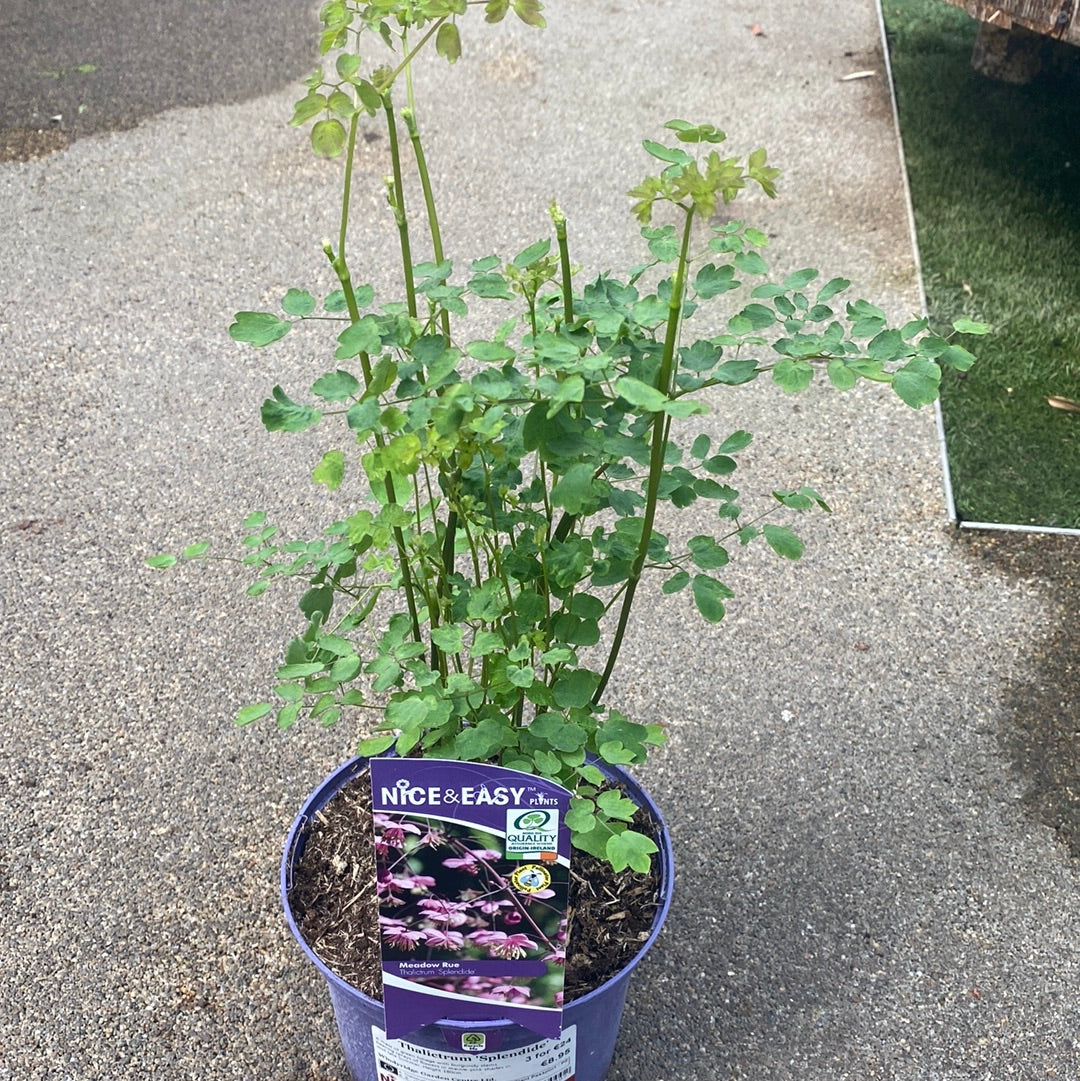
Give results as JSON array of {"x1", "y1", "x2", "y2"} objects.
[{"x1": 152, "y1": 0, "x2": 985, "y2": 868}]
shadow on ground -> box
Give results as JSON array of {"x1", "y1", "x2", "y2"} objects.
[
  {"x1": 962, "y1": 531, "x2": 1080, "y2": 857},
  {"x1": 0, "y1": 0, "x2": 319, "y2": 161}
]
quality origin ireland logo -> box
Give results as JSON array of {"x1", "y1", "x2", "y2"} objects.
[{"x1": 505, "y1": 807, "x2": 560, "y2": 860}]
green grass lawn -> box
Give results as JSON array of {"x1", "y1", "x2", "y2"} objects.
[{"x1": 882, "y1": 0, "x2": 1080, "y2": 527}]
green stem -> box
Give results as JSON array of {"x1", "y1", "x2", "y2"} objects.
[
  {"x1": 550, "y1": 202, "x2": 573, "y2": 321},
  {"x1": 323, "y1": 242, "x2": 423, "y2": 646},
  {"x1": 404, "y1": 108, "x2": 450, "y2": 339},
  {"x1": 339, "y1": 112, "x2": 361, "y2": 259},
  {"x1": 593, "y1": 206, "x2": 695, "y2": 703},
  {"x1": 383, "y1": 96, "x2": 418, "y2": 319},
  {"x1": 382, "y1": 16, "x2": 447, "y2": 91}
]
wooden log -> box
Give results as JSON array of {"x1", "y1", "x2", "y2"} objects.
[{"x1": 942, "y1": 0, "x2": 1080, "y2": 46}]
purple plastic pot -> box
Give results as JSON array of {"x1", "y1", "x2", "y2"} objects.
[{"x1": 281, "y1": 755, "x2": 674, "y2": 1081}]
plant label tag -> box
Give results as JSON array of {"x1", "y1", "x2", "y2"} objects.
[
  {"x1": 370, "y1": 758, "x2": 572, "y2": 1041},
  {"x1": 370, "y1": 1023, "x2": 577, "y2": 1081}
]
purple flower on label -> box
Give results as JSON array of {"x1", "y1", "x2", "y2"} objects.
[
  {"x1": 374, "y1": 814, "x2": 422, "y2": 849},
  {"x1": 485, "y1": 983, "x2": 533, "y2": 1003},
  {"x1": 418, "y1": 898, "x2": 469, "y2": 926},
  {"x1": 542, "y1": 948, "x2": 566, "y2": 965},
  {"x1": 422, "y1": 928, "x2": 465, "y2": 950},
  {"x1": 468, "y1": 930, "x2": 537, "y2": 960},
  {"x1": 381, "y1": 924, "x2": 426, "y2": 950},
  {"x1": 471, "y1": 896, "x2": 513, "y2": 916},
  {"x1": 392, "y1": 873, "x2": 436, "y2": 892},
  {"x1": 441, "y1": 854, "x2": 479, "y2": 874},
  {"x1": 521, "y1": 888, "x2": 556, "y2": 904}
]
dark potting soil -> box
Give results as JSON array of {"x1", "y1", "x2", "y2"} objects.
[{"x1": 288, "y1": 768, "x2": 663, "y2": 1002}]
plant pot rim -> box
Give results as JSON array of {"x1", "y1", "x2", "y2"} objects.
[{"x1": 281, "y1": 753, "x2": 674, "y2": 1030}]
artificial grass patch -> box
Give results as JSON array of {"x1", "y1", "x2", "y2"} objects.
[{"x1": 882, "y1": 0, "x2": 1080, "y2": 528}]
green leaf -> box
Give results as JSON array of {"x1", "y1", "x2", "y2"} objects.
[
  {"x1": 507, "y1": 665, "x2": 535, "y2": 688},
  {"x1": 565, "y1": 798, "x2": 597, "y2": 834},
  {"x1": 470, "y1": 629, "x2": 504, "y2": 657},
  {"x1": 336, "y1": 316, "x2": 381, "y2": 358},
  {"x1": 299, "y1": 585, "x2": 333, "y2": 621},
  {"x1": 692, "y1": 574, "x2": 730, "y2": 623},
  {"x1": 511, "y1": 0, "x2": 546, "y2": 28},
  {"x1": 702, "y1": 453, "x2": 737, "y2": 475},
  {"x1": 346, "y1": 399, "x2": 380, "y2": 435},
  {"x1": 262, "y1": 386, "x2": 321, "y2": 433},
  {"x1": 310, "y1": 118, "x2": 346, "y2": 157},
  {"x1": 358, "y1": 733, "x2": 397, "y2": 756},
  {"x1": 512, "y1": 238, "x2": 551, "y2": 269},
  {"x1": 356, "y1": 80, "x2": 382, "y2": 113},
  {"x1": 688, "y1": 535, "x2": 729, "y2": 570},
  {"x1": 436, "y1": 21, "x2": 461, "y2": 62},
  {"x1": 597, "y1": 789, "x2": 638, "y2": 821},
  {"x1": 782, "y1": 268, "x2": 819, "y2": 291},
  {"x1": 938, "y1": 344, "x2": 976, "y2": 372},
  {"x1": 468, "y1": 272, "x2": 514, "y2": 299},
  {"x1": 467, "y1": 340, "x2": 515, "y2": 362},
  {"x1": 717, "y1": 430, "x2": 753, "y2": 454},
  {"x1": 336, "y1": 53, "x2": 361, "y2": 82},
  {"x1": 182, "y1": 541, "x2": 210, "y2": 559},
  {"x1": 552, "y1": 669, "x2": 599, "y2": 709},
  {"x1": 312, "y1": 450, "x2": 345, "y2": 491},
  {"x1": 827, "y1": 359, "x2": 858, "y2": 390},
  {"x1": 546, "y1": 374, "x2": 585, "y2": 417},
  {"x1": 662, "y1": 570, "x2": 690, "y2": 594},
  {"x1": 330, "y1": 654, "x2": 361, "y2": 682},
  {"x1": 694, "y1": 263, "x2": 739, "y2": 298},
  {"x1": 598, "y1": 741, "x2": 638, "y2": 764},
  {"x1": 892, "y1": 357, "x2": 941, "y2": 409},
  {"x1": 550, "y1": 462, "x2": 597, "y2": 514},
  {"x1": 312, "y1": 369, "x2": 361, "y2": 401},
  {"x1": 615, "y1": 376, "x2": 667, "y2": 411},
  {"x1": 772, "y1": 359, "x2": 814, "y2": 394},
  {"x1": 762, "y1": 523, "x2": 804, "y2": 560},
  {"x1": 867, "y1": 329, "x2": 912, "y2": 363},
  {"x1": 606, "y1": 829, "x2": 658, "y2": 873},
  {"x1": 730, "y1": 303, "x2": 775, "y2": 332},
  {"x1": 733, "y1": 251, "x2": 768, "y2": 275},
  {"x1": 281, "y1": 289, "x2": 316, "y2": 316},
  {"x1": 690, "y1": 434, "x2": 711, "y2": 458},
  {"x1": 952, "y1": 318, "x2": 990, "y2": 335},
  {"x1": 430, "y1": 624, "x2": 465, "y2": 653},
  {"x1": 235, "y1": 703, "x2": 273, "y2": 727},
  {"x1": 290, "y1": 91, "x2": 327, "y2": 126},
  {"x1": 817, "y1": 277, "x2": 850, "y2": 302},
  {"x1": 276, "y1": 662, "x2": 326, "y2": 679},
  {"x1": 713, "y1": 359, "x2": 759, "y2": 385},
  {"x1": 455, "y1": 718, "x2": 511, "y2": 760},
  {"x1": 642, "y1": 225, "x2": 680, "y2": 262},
  {"x1": 641, "y1": 139, "x2": 693, "y2": 166},
  {"x1": 146, "y1": 553, "x2": 177, "y2": 569},
  {"x1": 229, "y1": 311, "x2": 290, "y2": 348}
]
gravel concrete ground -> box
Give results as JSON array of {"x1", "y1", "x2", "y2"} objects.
[{"x1": 2, "y1": 1, "x2": 1078, "y2": 1079}]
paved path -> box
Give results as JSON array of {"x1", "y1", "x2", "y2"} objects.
[{"x1": 1, "y1": 1, "x2": 1077, "y2": 1078}]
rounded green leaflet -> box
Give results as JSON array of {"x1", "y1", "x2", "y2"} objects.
[{"x1": 310, "y1": 118, "x2": 346, "y2": 158}]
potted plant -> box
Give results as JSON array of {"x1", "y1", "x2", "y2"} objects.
[{"x1": 150, "y1": 2, "x2": 985, "y2": 1078}]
